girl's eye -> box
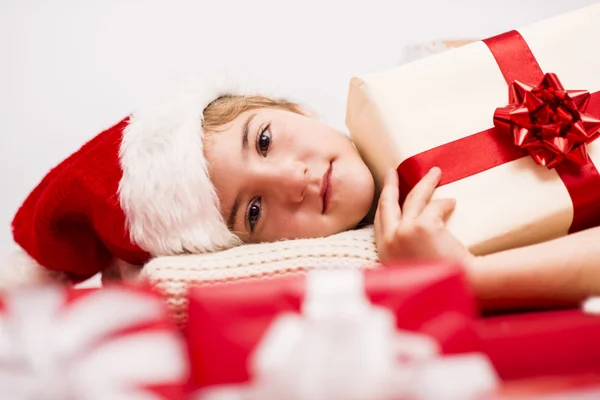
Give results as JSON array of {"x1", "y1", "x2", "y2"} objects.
[
  {"x1": 257, "y1": 125, "x2": 271, "y2": 156},
  {"x1": 247, "y1": 197, "x2": 262, "y2": 232}
]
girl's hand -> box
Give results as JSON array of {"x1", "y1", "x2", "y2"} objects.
[{"x1": 374, "y1": 167, "x2": 474, "y2": 267}]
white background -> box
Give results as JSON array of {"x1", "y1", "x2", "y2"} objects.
[{"x1": 0, "y1": 0, "x2": 597, "y2": 258}]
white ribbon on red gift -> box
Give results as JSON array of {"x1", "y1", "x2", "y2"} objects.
[
  {"x1": 0, "y1": 285, "x2": 189, "y2": 400},
  {"x1": 197, "y1": 269, "x2": 499, "y2": 400}
]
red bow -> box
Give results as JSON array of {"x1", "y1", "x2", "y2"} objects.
[{"x1": 494, "y1": 73, "x2": 600, "y2": 168}]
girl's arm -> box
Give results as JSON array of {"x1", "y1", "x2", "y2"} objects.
[
  {"x1": 375, "y1": 168, "x2": 600, "y2": 311},
  {"x1": 469, "y1": 227, "x2": 600, "y2": 310}
]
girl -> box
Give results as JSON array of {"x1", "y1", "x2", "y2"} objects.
[{"x1": 5, "y1": 77, "x2": 600, "y2": 311}]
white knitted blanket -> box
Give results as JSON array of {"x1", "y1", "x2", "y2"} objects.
[{"x1": 139, "y1": 226, "x2": 379, "y2": 325}]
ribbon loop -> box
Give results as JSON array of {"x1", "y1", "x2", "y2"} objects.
[{"x1": 493, "y1": 73, "x2": 600, "y2": 168}]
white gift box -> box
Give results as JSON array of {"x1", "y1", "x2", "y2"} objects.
[{"x1": 346, "y1": 4, "x2": 600, "y2": 255}]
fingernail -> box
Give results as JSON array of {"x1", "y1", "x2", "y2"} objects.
[{"x1": 430, "y1": 166, "x2": 441, "y2": 176}]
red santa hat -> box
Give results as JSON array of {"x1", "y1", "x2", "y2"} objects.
[{"x1": 7, "y1": 76, "x2": 269, "y2": 284}]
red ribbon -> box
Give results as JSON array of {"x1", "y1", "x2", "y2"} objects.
[{"x1": 397, "y1": 30, "x2": 600, "y2": 234}]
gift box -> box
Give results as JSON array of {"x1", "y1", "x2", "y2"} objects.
[
  {"x1": 346, "y1": 4, "x2": 600, "y2": 255},
  {"x1": 185, "y1": 262, "x2": 482, "y2": 391},
  {"x1": 0, "y1": 284, "x2": 190, "y2": 400},
  {"x1": 185, "y1": 264, "x2": 600, "y2": 396},
  {"x1": 487, "y1": 374, "x2": 600, "y2": 399},
  {"x1": 477, "y1": 309, "x2": 600, "y2": 380}
]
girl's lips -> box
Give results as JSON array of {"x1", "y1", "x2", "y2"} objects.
[{"x1": 320, "y1": 163, "x2": 333, "y2": 214}]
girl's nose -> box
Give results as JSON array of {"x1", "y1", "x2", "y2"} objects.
[{"x1": 263, "y1": 160, "x2": 307, "y2": 203}]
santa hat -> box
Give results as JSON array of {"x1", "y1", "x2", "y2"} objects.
[{"x1": 8, "y1": 76, "x2": 271, "y2": 283}]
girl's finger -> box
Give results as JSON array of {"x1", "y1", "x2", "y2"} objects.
[
  {"x1": 376, "y1": 169, "x2": 402, "y2": 239},
  {"x1": 402, "y1": 167, "x2": 442, "y2": 220},
  {"x1": 419, "y1": 198, "x2": 457, "y2": 224}
]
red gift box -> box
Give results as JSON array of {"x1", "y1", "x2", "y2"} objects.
[
  {"x1": 477, "y1": 309, "x2": 600, "y2": 380},
  {"x1": 185, "y1": 263, "x2": 600, "y2": 392},
  {"x1": 185, "y1": 262, "x2": 482, "y2": 390}
]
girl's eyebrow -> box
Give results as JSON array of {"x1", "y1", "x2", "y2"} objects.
[{"x1": 240, "y1": 113, "x2": 257, "y2": 154}]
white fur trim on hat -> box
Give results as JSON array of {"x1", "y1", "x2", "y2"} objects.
[
  {"x1": 0, "y1": 249, "x2": 68, "y2": 289},
  {"x1": 118, "y1": 76, "x2": 264, "y2": 256}
]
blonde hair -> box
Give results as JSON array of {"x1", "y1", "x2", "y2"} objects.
[{"x1": 202, "y1": 95, "x2": 303, "y2": 132}]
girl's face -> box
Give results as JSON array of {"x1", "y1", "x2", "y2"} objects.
[{"x1": 204, "y1": 107, "x2": 375, "y2": 243}]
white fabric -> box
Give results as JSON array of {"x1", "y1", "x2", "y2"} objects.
[
  {"x1": 139, "y1": 226, "x2": 379, "y2": 326},
  {"x1": 0, "y1": 249, "x2": 67, "y2": 290}
]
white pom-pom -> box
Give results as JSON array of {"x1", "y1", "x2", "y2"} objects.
[{"x1": 0, "y1": 249, "x2": 67, "y2": 290}]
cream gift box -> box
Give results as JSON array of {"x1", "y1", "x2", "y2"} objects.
[{"x1": 346, "y1": 4, "x2": 600, "y2": 255}]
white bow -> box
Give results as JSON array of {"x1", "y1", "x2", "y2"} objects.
[
  {"x1": 0, "y1": 285, "x2": 189, "y2": 400},
  {"x1": 198, "y1": 269, "x2": 499, "y2": 400}
]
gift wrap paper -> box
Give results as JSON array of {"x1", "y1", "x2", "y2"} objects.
[{"x1": 347, "y1": 4, "x2": 600, "y2": 255}]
